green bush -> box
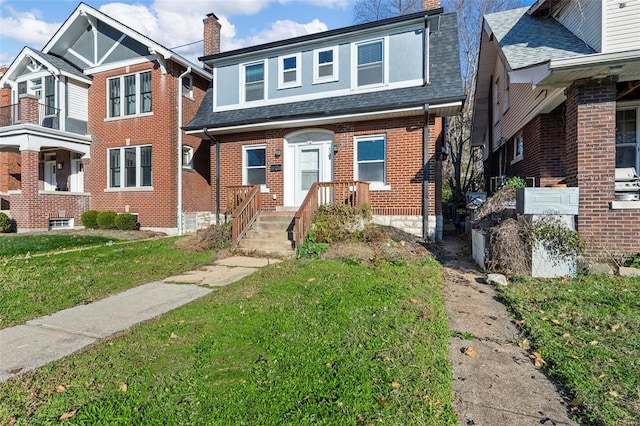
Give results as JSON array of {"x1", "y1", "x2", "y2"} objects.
[
  {"x1": 0, "y1": 212, "x2": 12, "y2": 233},
  {"x1": 81, "y1": 210, "x2": 99, "y2": 229},
  {"x1": 114, "y1": 213, "x2": 138, "y2": 231},
  {"x1": 96, "y1": 210, "x2": 117, "y2": 230},
  {"x1": 503, "y1": 176, "x2": 527, "y2": 189}
]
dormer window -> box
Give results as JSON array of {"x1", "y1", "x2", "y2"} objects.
[
  {"x1": 355, "y1": 39, "x2": 385, "y2": 88},
  {"x1": 313, "y1": 47, "x2": 338, "y2": 84},
  {"x1": 243, "y1": 62, "x2": 265, "y2": 102},
  {"x1": 278, "y1": 53, "x2": 301, "y2": 89}
]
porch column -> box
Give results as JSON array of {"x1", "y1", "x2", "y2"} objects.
[
  {"x1": 19, "y1": 94, "x2": 40, "y2": 125},
  {"x1": 10, "y1": 150, "x2": 41, "y2": 230},
  {"x1": 564, "y1": 76, "x2": 617, "y2": 253}
]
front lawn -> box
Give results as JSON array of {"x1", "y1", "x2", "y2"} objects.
[
  {"x1": 0, "y1": 237, "x2": 213, "y2": 328},
  {"x1": 0, "y1": 234, "x2": 115, "y2": 259},
  {"x1": 499, "y1": 275, "x2": 640, "y2": 426},
  {"x1": 0, "y1": 257, "x2": 455, "y2": 425}
]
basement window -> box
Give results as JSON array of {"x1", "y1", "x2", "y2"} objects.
[{"x1": 49, "y1": 218, "x2": 72, "y2": 230}]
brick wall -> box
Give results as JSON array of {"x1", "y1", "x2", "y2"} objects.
[
  {"x1": 211, "y1": 114, "x2": 442, "y2": 225},
  {"x1": 565, "y1": 76, "x2": 640, "y2": 259}
]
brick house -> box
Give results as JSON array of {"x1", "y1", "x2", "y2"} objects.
[
  {"x1": 185, "y1": 0, "x2": 465, "y2": 242},
  {"x1": 0, "y1": 2, "x2": 211, "y2": 233},
  {"x1": 472, "y1": 0, "x2": 640, "y2": 259}
]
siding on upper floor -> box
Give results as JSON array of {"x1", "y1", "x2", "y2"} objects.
[
  {"x1": 603, "y1": 0, "x2": 640, "y2": 52},
  {"x1": 554, "y1": 0, "x2": 601, "y2": 52}
]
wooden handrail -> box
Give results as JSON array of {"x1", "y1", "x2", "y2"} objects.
[
  {"x1": 293, "y1": 181, "x2": 370, "y2": 248},
  {"x1": 227, "y1": 185, "x2": 255, "y2": 213},
  {"x1": 231, "y1": 185, "x2": 261, "y2": 246}
]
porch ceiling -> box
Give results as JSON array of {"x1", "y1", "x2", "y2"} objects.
[{"x1": 0, "y1": 124, "x2": 91, "y2": 157}]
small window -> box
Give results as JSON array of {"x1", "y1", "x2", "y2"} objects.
[
  {"x1": 616, "y1": 107, "x2": 639, "y2": 169},
  {"x1": 313, "y1": 47, "x2": 338, "y2": 84},
  {"x1": 512, "y1": 132, "x2": 523, "y2": 163},
  {"x1": 503, "y1": 74, "x2": 510, "y2": 112},
  {"x1": 108, "y1": 145, "x2": 152, "y2": 189},
  {"x1": 355, "y1": 135, "x2": 386, "y2": 185},
  {"x1": 107, "y1": 70, "x2": 152, "y2": 118},
  {"x1": 244, "y1": 62, "x2": 265, "y2": 102},
  {"x1": 356, "y1": 40, "x2": 384, "y2": 87},
  {"x1": 49, "y1": 218, "x2": 72, "y2": 229},
  {"x1": 279, "y1": 53, "x2": 301, "y2": 89},
  {"x1": 493, "y1": 77, "x2": 500, "y2": 124},
  {"x1": 18, "y1": 81, "x2": 27, "y2": 95},
  {"x1": 182, "y1": 76, "x2": 193, "y2": 98},
  {"x1": 243, "y1": 145, "x2": 266, "y2": 185},
  {"x1": 182, "y1": 145, "x2": 194, "y2": 169}
]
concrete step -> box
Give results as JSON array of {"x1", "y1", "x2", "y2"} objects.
[
  {"x1": 244, "y1": 229, "x2": 294, "y2": 240},
  {"x1": 237, "y1": 238, "x2": 294, "y2": 255}
]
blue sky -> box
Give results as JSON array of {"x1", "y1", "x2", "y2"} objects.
[{"x1": 0, "y1": 0, "x2": 355, "y2": 66}]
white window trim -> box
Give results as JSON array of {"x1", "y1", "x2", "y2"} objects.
[
  {"x1": 107, "y1": 144, "x2": 153, "y2": 190},
  {"x1": 354, "y1": 134, "x2": 390, "y2": 191},
  {"x1": 105, "y1": 70, "x2": 152, "y2": 119},
  {"x1": 313, "y1": 46, "x2": 339, "y2": 84},
  {"x1": 278, "y1": 53, "x2": 302, "y2": 89},
  {"x1": 182, "y1": 145, "x2": 194, "y2": 170},
  {"x1": 511, "y1": 132, "x2": 523, "y2": 164},
  {"x1": 351, "y1": 37, "x2": 389, "y2": 90},
  {"x1": 240, "y1": 60, "x2": 267, "y2": 104},
  {"x1": 182, "y1": 75, "x2": 194, "y2": 99},
  {"x1": 242, "y1": 144, "x2": 269, "y2": 192}
]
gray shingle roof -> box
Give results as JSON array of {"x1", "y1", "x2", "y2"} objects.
[
  {"x1": 32, "y1": 49, "x2": 89, "y2": 81},
  {"x1": 186, "y1": 13, "x2": 464, "y2": 131},
  {"x1": 485, "y1": 7, "x2": 594, "y2": 70}
]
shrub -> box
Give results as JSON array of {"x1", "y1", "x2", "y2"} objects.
[
  {"x1": 175, "y1": 223, "x2": 232, "y2": 252},
  {"x1": 297, "y1": 228, "x2": 328, "y2": 259},
  {"x1": 503, "y1": 176, "x2": 527, "y2": 189},
  {"x1": 96, "y1": 210, "x2": 117, "y2": 230},
  {"x1": 114, "y1": 213, "x2": 138, "y2": 231},
  {"x1": 312, "y1": 203, "x2": 371, "y2": 244},
  {"x1": 81, "y1": 210, "x2": 99, "y2": 229},
  {"x1": 0, "y1": 212, "x2": 12, "y2": 233}
]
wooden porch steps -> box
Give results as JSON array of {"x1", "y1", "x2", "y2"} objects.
[{"x1": 237, "y1": 213, "x2": 295, "y2": 257}]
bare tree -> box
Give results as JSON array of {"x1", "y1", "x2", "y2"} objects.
[{"x1": 353, "y1": 0, "x2": 423, "y2": 23}]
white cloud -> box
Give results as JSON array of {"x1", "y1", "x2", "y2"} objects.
[
  {"x1": 0, "y1": 5, "x2": 60, "y2": 47},
  {"x1": 236, "y1": 19, "x2": 328, "y2": 49}
]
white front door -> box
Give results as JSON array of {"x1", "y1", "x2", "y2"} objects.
[
  {"x1": 44, "y1": 161, "x2": 56, "y2": 191},
  {"x1": 284, "y1": 130, "x2": 334, "y2": 207},
  {"x1": 70, "y1": 159, "x2": 84, "y2": 192}
]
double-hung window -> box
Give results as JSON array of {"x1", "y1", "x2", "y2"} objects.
[
  {"x1": 108, "y1": 145, "x2": 152, "y2": 189},
  {"x1": 243, "y1": 145, "x2": 266, "y2": 186},
  {"x1": 313, "y1": 47, "x2": 338, "y2": 83},
  {"x1": 44, "y1": 75, "x2": 55, "y2": 115},
  {"x1": 244, "y1": 62, "x2": 265, "y2": 102},
  {"x1": 355, "y1": 40, "x2": 384, "y2": 87},
  {"x1": 355, "y1": 135, "x2": 386, "y2": 188},
  {"x1": 616, "y1": 106, "x2": 639, "y2": 170},
  {"x1": 107, "y1": 70, "x2": 152, "y2": 118},
  {"x1": 512, "y1": 132, "x2": 523, "y2": 163},
  {"x1": 279, "y1": 53, "x2": 301, "y2": 89}
]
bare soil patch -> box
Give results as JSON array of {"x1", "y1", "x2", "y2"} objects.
[{"x1": 3, "y1": 229, "x2": 167, "y2": 241}]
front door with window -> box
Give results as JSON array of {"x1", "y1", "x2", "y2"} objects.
[
  {"x1": 70, "y1": 158, "x2": 84, "y2": 192},
  {"x1": 616, "y1": 106, "x2": 640, "y2": 172},
  {"x1": 44, "y1": 160, "x2": 57, "y2": 191},
  {"x1": 284, "y1": 130, "x2": 334, "y2": 207}
]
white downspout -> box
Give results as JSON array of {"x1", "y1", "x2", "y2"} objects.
[{"x1": 177, "y1": 66, "x2": 191, "y2": 235}]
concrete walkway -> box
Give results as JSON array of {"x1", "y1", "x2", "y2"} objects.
[{"x1": 0, "y1": 256, "x2": 280, "y2": 383}]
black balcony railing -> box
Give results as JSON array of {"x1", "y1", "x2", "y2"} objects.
[
  {"x1": 0, "y1": 103, "x2": 60, "y2": 130},
  {"x1": 0, "y1": 104, "x2": 19, "y2": 127}
]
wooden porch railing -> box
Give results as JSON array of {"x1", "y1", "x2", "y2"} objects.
[
  {"x1": 231, "y1": 185, "x2": 261, "y2": 246},
  {"x1": 227, "y1": 185, "x2": 255, "y2": 213},
  {"x1": 293, "y1": 181, "x2": 370, "y2": 248}
]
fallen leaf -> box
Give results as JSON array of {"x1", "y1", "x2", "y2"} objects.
[
  {"x1": 551, "y1": 319, "x2": 561, "y2": 325},
  {"x1": 307, "y1": 278, "x2": 316, "y2": 283},
  {"x1": 569, "y1": 354, "x2": 580, "y2": 359},
  {"x1": 529, "y1": 352, "x2": 546, "y2": 368},
  {"x1": 607, "y1": 390, "x2": 619, "y2": 398},
  {"x1": 119, "y1": 382, "x2": 128, "y2": 392},
  {"x1": 377, "y1": 397, "x2": 388, "y2": 408},
  {"x1": 391, "y1": 382, "x2": 401, "y2": 389},
  {"x1": 8, "y1": 367, "x2": 23, "y2": 375},
  {"x1": 519, "y1": 339, "x2": 530, "y2": 350},
  {"x1": 562, "y1": 333, "x2": 571, "y2": 338},
  {"x1": 5, "y1": 417, "x2": 16, "y2": 425},
  {"x1": 541, "y1": 317, "x2": 548, "y2": 321},
  {"x1": 515, "y1": 319, "x2": 526, "y2": 326},
  {"x1": 337, "y1": 401, "x2": 344, "y2": 409},
  {"x1": 590, "y1": 340, "x2": 599, "y2": 346},
  {"x1": 409, "y1": 299, "x2": 419, "y2": 304},
  {"x1": 133, "y1": 361, "x2": 142, "y2": 368},
  {"x1": 463, "y1": 347, "x2": 476, "y2": 357},
  {"x1": 598, "y1": 371, "x2": 606, "y2": 379},
  {"x1": 611, "y1": 324, "x2": 622, "y2": 333},
  {"x1": 58, "y1": 409, "x2": 77, "y2": 420},
  {"x1": 56, "y1": 385, "x2": 66, "y2": 393},
  {"x1": 170, "y1": 333, "x2": 178, "y2": 339},
  {"x1": 245, "y1": 294, "x2": 253, "y2": 300}
]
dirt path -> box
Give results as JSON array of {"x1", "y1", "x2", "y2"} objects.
[{"x1": 441, "y1": 236, "x2": 579, "y2": 425}]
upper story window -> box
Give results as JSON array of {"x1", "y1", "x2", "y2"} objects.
[
  {"x1": 243, "y1": 62, "x2": 265, "y2": 102},
  {"x1": 182, "y1": 76, "x2": 193, "y2": 99},
  {"x1": 355, "y1": 39, "x2": 385, "y2": 88},
  {"x1": 355, "y1": 134, "x2": 387, "y2": 189},
  {"x1": 493, "y1": 77, "x2": 500, "y2": 124},
  {"x1": 44, "y1": 76, "x2": 55, "y2": 114},
  {"x1": 182, "y1": 145, "x2": 194, "y2": 169},
  {"x1": 278, "y1": 53, "x2": 301, "y2": 89},
  {"x1": 243, "y1": 145, "x2": 266, "y2": 185},
  {"x1": 313, "y1": 47, "x2": 338, "y2": 84},
  {"x1": 107, "y1": 70, "x2": 152, "y2": 119},
  {"x1": 108, "y1": 145, "x2": 152, "y2": 189},
  {"x1": 512, "y1": 132, "x2": 523, "y2": 163}
]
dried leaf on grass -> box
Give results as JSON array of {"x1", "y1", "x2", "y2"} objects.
[
  {"x1": 463, "y1": 347, "x2": 476, "y2": 357},
  {"x1": 58, "y1": 409, "x2": 77, "y2": 420}
]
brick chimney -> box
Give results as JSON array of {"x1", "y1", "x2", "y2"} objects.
[
  {"x1": 203, "y1": 13, "x2": 221, "y2": 58},
  {"x1": 422, "y1": 0, "x2": 440, "y2": 10}
]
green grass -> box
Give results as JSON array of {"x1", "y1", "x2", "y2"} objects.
[
  {"x1": 0, "y1": 257, "x2": 456, "y2": 425},
  {"x1": 0, "y1": 234, "x2": 116, "y2": 259},
  {"x1": 498, "y1": 275, "x2": 640, "y2": 426},
  {"x1": 0, "y1": 238, "x2": 213, "y2": 328}
]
